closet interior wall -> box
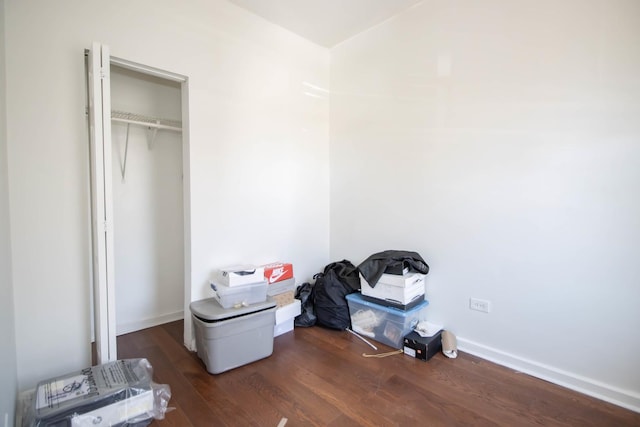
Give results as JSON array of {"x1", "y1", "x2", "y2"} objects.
[{"x1": 110, "y1": 65, "x2": 184, "y2": 335}]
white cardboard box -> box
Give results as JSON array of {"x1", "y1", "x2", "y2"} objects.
[
  {"x1": 274, "y1": 318, "x2": 295, "y2": 336},
  {"x1": 215, "y1": 265, "x2": 265, "y2": 287},
  {"x1": 377, "y1": 272, "x2": 426, "y2": 287},
  {"x1": 274, "y1": 299, "x2": 301, "y2": 337},
  {"x1": 361, "y1": 272, "x2": 425, "y2": 306}
]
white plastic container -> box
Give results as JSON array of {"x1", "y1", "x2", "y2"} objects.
[
  {"x1": 190, "y1": 297, "x2": 276, "y2": 374},
  {"x1": 210, "y1": 280, "x2": 267, "y2": 309}
]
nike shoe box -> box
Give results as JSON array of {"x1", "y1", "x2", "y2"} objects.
[
  {"x1": 262, "y1": 262, "x2": 294, "y2": 284},
  {"x1": 403, "y1": 330, "x2": 443, "y2": 361},
  {"x1": 191, "y1": 297, "x2": 277, "y2": 374},
  {"x1": 360, "y1": 272, "x2": 426, "y2": 310}
]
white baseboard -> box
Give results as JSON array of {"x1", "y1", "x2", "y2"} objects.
[
  {"x1": 457, "y1": 337, "x2": 640, "y2": 413},
  {"x1": 116, "y1": 311, "x2": 184, "y2": 336}
]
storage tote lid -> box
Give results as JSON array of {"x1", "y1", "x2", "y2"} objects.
[
  {"x1": 190, "y1": 296, "x2": 276, "y2": 321},
  {"x1": 346, "y1": 292, "x2": 428, "y2": 314},
  {"x1": 210, "y1": 279, "x2": 267, "y2": 297}
]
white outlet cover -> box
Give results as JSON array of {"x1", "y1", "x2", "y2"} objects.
[{"x1": 469, "y1": 298, "x2": 491, "y2": 313}]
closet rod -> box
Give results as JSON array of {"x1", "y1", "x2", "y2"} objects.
[
  {"x1": 112, "y1": 116, "x2": 182, "y2": 132},
  {"x1": 111, "y1": 110, "x2": 182, "y2": 132}
]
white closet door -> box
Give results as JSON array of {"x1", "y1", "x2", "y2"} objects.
[{"x1": 88, "y1": 42, "x2": 117, "y2": 363}]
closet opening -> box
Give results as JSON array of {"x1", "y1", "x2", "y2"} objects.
[
  {"x1": 110, "y1": 65, "x2": 184, "y2": 336},
  {"x1": 86, "y1": 44, "x2": 191, "y2": 364}
]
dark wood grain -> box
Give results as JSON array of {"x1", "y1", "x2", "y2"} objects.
[{"x1": 114, "y1": 321, "x2": 640, "y2": 427}]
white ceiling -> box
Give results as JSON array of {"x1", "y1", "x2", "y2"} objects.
[{"x1": 228, "y1": 0, "x2": 422, "y2": 48}]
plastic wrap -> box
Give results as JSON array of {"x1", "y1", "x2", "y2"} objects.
[{"x1": 22, "y1": 358, "x2": 171, "y2": 427}]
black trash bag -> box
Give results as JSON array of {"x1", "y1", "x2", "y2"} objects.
[
  {"x1": 294, "y1": 282, "x2": 316, "y2": 327},
  {"x1": 313, "y1": 260, "x2": 360, "y2": 330}
]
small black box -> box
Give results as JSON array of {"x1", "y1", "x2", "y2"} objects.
[{"x1": 403, "y1": 330, "x2": 443, "y2": 361}]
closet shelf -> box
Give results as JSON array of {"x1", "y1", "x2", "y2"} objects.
[
  {"x1": 112, "y1": 110, "x2": 182, "y2": 180},
  {"x1": 111, "y1": 110, "x2": 182, "y2": 132}
]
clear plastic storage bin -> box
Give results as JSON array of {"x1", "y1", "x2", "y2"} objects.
[
  {"x1": 346, "y1": 293, "x2": 429, "y2": 349},
  {"x1": 210, "y1": 280, "x2": 267, "y2": 309}
]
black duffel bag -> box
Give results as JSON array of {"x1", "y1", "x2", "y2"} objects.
[{"x1": 313, "y1": 260, "x2": 360, "y2": 330}]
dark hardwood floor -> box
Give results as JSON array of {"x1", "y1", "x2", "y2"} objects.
[{"x1": 116, "y1": 320, "x2": 640, "y2": 426}]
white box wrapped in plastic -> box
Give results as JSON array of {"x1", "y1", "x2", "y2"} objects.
[{"x1": 22, "y1": 358, "x2": 171, "y2": 427}]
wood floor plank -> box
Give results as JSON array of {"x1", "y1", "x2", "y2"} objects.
[
  {"x1": 153, "y1": 403, "x2": 195, "y2": 427},
  {"x1": 132, "y1": 344, "x2": 218, "y2": 427},
  {"x1": 112, "y1": 321, "x2": 640, "y2": 427},
  {"x1": 401, "y1": 353, "x2": 550, "y2": 425},
  {"x1": 174, "y1": 356, "x2": 262, "y2": 427},
  {"x1": 267, "y1": 349, "x2": 400, "y2": 426},
  {"x1": 251, "y1": 357, "x2": 344, "y2": 425}
]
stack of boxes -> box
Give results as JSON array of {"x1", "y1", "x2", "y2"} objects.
[
  {"x1": 190, "y1": 265, "x2": 276, "y2": 374},
  {"x1": 210, "y1": 265, "x2": 269, "y2": 308},
  {"x1": 347, "y1": 265, "x2": 441, "y2": 359},
  {"x1": 262, "y1": 262, "x2": 301, "y2": 337},
  {"x1": 189, "y1": 263, "x2": 301, "y2": 375},
  {"x1": 209, "y1": 262, "x2": 301, "y2": 332}
]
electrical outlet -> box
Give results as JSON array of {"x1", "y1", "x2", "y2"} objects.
[{"x1": 469, "y1": 298, "x2": 491, "y2": 313}]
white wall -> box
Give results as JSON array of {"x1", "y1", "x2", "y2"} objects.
[
  {"x1": 9, "y1": 0, "x2": 636, "y2": 412},
  {"x1": 330, "y1": 0, "x2": 640, "y2": 410},
  {"x1": 110, "y1": 67, "x2": 184, "y2": 334},
  {"x1": 0, "y1": 0, "x2": 18, "y2": 423},
  {"x1": 5, "y1": 0, "x2": 329, "y2": 389}
]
